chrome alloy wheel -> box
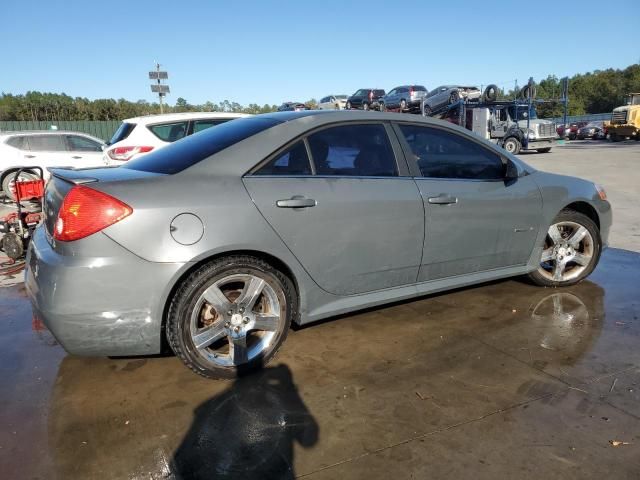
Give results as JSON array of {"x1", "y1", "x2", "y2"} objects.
[
  {"x1": 538, "y1": 221, "x2": 594, "y2": 282},
  {"x1": 189, "y1": 274, "x2": 285, "y2": 367}
]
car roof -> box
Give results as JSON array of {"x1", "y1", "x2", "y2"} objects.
[
  {"x1": 123, "y1": 111, "x2": 250, "y2": 124},
  {"x1": 0, "y1": 130, "x2": 104, "y2": 141}
]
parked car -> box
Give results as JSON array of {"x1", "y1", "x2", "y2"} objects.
[
  {"x1": 566, "y1": 121, "x2": 589, "y2": 140},
  {"x1": 422, "y1": 85, "x2": 482, "y2": 116},
  {"x1": 0, "y1": 130, "x2": 106, "y2": 200},
  {"x1": 379, "y1": 85, "x2": 427, "y2": 113},
  {"x1": 277, "y1": 102, "x2": 309, "y2": 112},
  {"x1": 556, "y1": 124, "x2": 570, "y2": 138},
  {"x1": 105, "y1": 112, "x2": 247, "y2": 165},
  {"x1": 26, "y1": 110, "x2": 611, "y2": 379},
  {"x1": 346, "y1": 89, "x2": 385, "y2": 110},
  {"x1": 318, "y1": 95, "x2": 349, "y2": 110},
  {"x1": 577, "y1": 121, "x2": 606, "y2": 140}
]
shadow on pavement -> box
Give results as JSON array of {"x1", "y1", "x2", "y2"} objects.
[{"x1": 172, "y1": 364, "x2": 319, "y2": 479}]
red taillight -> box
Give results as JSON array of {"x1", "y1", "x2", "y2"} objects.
[
  {"x1": 107, "y1": 145, "x2": 154, "y2": 162},
  {"x1": 53, "y1": 186, "x2": 132, "y2": 242}
]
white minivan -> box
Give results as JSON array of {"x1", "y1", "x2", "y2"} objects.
[
  {"x1": 104, "y1": 112, "x2": 249, "y2": 165},
  {"x1": 0, "y1": 131, "x2": 106, "y2": 199}
]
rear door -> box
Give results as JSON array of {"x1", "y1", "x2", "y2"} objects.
[
  {"x1": 243, "y1": 122, "x2": 424, "y2": 295},
  {"x1": 393, "y1": 122, "x2": 542, "y2": 281},
  {"x1": 22, "y1": 135, "x2": 70, "y2": 169}
]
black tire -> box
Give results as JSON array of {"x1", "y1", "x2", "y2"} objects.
[
  {"x1": 400, "y1": 99, "x2": 407, "y2": 111},
  {"x1": 362, "y1": 102, "x2": 369, "y2": 111},
  {"x1": 536, "y1": 148, "x2": 552, "y2": 153},
  {"x1": 449, "y1": 91, "x2": 459, "y2": 104},
  {"x1": 166, "y1": 255, "x2": 297, "y2": 379},
  {"x1": 1, "y1": 170, "x2": 37, "y2": 201},
  {"x1": 346, "y1": 101, "x2": 352, "y2": 110},
  {"x1": 528, "y1": 210, "x2": 601, "y2": 287},
  {"x1": 483, "y1": 84, "x2": 498, "y2": 102},
  {"x1": 422, "y1": 105, "x2": 432, "y2": 117},
  {"x1": 379, "y1": 102, "x2": 386, "y2": 112},
  {"x1": 503, "y1": 137, "x2": 521, "y2": 154}
]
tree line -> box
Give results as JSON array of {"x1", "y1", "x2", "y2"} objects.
[{"x1": 1, "y1": 63, "x2": 638, "y2": 122}]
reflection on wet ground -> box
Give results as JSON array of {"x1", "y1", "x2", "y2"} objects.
[{"x1": 1, "y1": 249, "x2": 639, "y2": 479}]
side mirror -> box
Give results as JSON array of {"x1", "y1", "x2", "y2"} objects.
[{"x1": 504, "y1": 159, "x2": 519, "y2": 180}]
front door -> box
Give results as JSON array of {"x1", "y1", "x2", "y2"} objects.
[
  {"x1": 243, "y1": 123, "x2": 424, "y2": 295},
  {"x1": 393, "y1": 123, "x2": 542, "y2": 281}
]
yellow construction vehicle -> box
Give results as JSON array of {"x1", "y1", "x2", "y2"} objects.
[{"x1": 608, "y1": 93, "x2": 640, "y2": 141}]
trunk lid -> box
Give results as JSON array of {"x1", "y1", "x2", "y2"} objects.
[{"x1": 43, "y1": 167, "x2": 161, "y2": 236}]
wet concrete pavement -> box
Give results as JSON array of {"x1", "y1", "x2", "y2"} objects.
[{"x1": 1, "y1": 248, "x2": 639, "y2": 479}]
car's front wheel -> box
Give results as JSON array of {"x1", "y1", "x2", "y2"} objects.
[
  {"x1": 503, "y1": 137, "x2": 521, "y2": 154},
  {"x1": 166, "y1": 256, "x2": 296, "y2": 379},
  {"x1": 528, "y1": 210, "x2": 601, "y2": 287}
]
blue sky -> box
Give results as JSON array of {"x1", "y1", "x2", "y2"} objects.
[{"x1": 2, "y1": 0, "x2": 638, "y2": 106}]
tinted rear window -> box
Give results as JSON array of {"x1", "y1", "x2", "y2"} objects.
[
  {"x1": 109, "y1": 122, "x2": 136, "y2": 145},
  {"x1": 123, "y1": 117, "x2": 281, "y2": 174},
  {"x1": 413, "y1": 85, "x2": 427, "y2": 91}
]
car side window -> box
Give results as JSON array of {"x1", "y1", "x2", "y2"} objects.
[
  {"x1": 66, "y1": 135, "x2": 103, "y2": 152},
  {"x1": 28, "y1": 135, "x2": 66, "y2": 152},
  {"x1": 6, "y1": 136, "x2": 27, "y2": 149},
  {"x1": 398, "y1": 124, "x2": 504, "y2": 180},
  {"x1": 148, "y1": 121, "x2": 188, "y2": 142},
  {"x1": 254, "y1": 141, "x2": 312, "y2": 176},
  {"x1": 307, "y1": 124, "x2": 397, "y2": 177},
  {"x1": 192, "y1": 119, "x2": 229, "y2": 134},
  {"x1": 388, "y1": 89, "x2": 396, "y2": 96}
]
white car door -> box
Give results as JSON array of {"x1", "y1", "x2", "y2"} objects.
[
  {"x1": 64, "y1": 134, "x2": 106, "y2": 167},
  {"x1": 22, "y1": 135, "x2": 71, "y2": 173}
]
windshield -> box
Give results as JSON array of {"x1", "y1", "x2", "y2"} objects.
[
  {"x1": 335, "y1": 95, "x2": 348, "y2": 99},
  {"x1": 508, "y1": 106, "x2": 538, "y2": 121},
  {"x1": 124, "y1": 116, "x2": 281, "y2": 174}
]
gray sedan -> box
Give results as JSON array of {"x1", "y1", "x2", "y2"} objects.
[{"x1": 26, "y1": 111, "x2": 611, "y2": 379}]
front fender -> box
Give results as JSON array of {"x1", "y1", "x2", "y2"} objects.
[{"x1": 526, "y1": 171, "x2": 612, "y2": 269}]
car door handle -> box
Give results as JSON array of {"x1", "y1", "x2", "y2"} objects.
[
  {"x1": 71, "y1": 155, "x2": 82, "y2": 159},
  {"x1": 428, "y1": 194, "x2": 458, "y2": 205},
  {"x1": 276, "y1": 196, "x2": 317, "y2": 208}
]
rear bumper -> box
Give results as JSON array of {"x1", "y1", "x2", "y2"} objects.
[{"x1": 25, "y1": 226, "x2": 184, "y2": 356}]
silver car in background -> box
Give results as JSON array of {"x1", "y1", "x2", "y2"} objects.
[
  {"x1": 317, "y1": 95, "x2": 348, "y2": 110},
  {"x1": 379, "y1": 85, "x2": 427, "y2": 113},
  {"x1": 422, "y1": 85, "x2": 482, "y2": 116},
  {"x1": 26, "y1": 111, "x2": 611, "y2": 379}
]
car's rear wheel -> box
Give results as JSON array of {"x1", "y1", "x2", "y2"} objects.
[
  {"x1": 528, "y1": 210, "x2": 601, "y2": 287},
  {"x1": 166, "y1": 256, "x2": 296, "y2": 379},
  {"x1": 422, "y1": 105, "x2": 432, "y2": 117},
  {"x1": 400, "y1": 99, "x2": 407, "y2": 111},
  {"x1": 1, "y1": 170, "x2": 38, "y2": 201}
]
